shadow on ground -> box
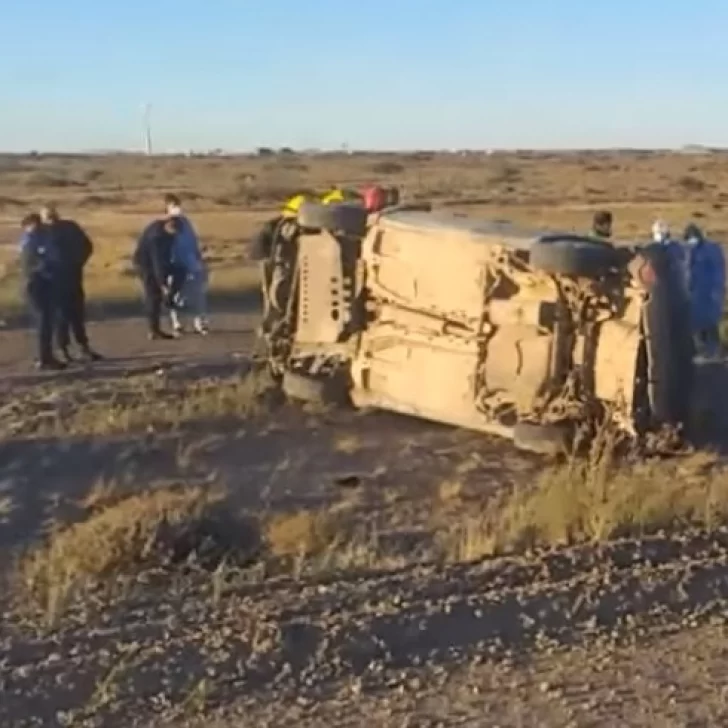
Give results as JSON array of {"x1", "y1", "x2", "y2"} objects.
[{"x1": 0, "y1": 406, "x2": 533, "y2": 554}]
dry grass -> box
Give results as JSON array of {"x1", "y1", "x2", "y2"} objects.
[
  {"x1": 18, "y1": 483, "x2": 227, "y2": 625},
  {"x1": 332, "y1": 433, "x2": 363, "y2": 454},
  {"x1": 443, "y1": 432, "x2": 728, "y2": 562},
  {"x1": 264, "y1": 507, "x2": 406, "y2": 577},
  {"x1": 3, "y1": 369, "x2": 276, "y2": 439},
  {"x1": 14, "y1": 422, "x2": 728, "y2": 629},
  {"x1": 265, "y1": 509, "x2": 340, "y2": 560},
  {"x1": 437, "y1": 478, "x2": 464, "y2": 503}
]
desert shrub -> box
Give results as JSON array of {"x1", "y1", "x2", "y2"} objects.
[
  {"x1": 264, "y1": 158, "x2": 310, "y2": 173},
  {"x1": 370, "y1": 160, "x2": 406, "y2": 175},
  {"x1": 78, "y1": 193, "x2": 129, "y2": 207},
  {"x1": 489, "y1": 164, "x2": 522, "y2": 185},
  {"x1": 25, "y1": 172, "x2": 86, "y2": 188},
  {"x1": 265, "y1": 509, "x2": 339, "y2": 559},
  {"x1": 240, "y1": 183, "x2": 313, "y2": 206},
  {"x1": 82, "y1": 168, "x2": 105, "y2": 183},
  {"x1": 18, "y1": 484, "x2": 228, "y2": 623},
  {"x1": 679, "y1": 175, "x2": 706, "y2": 193}
]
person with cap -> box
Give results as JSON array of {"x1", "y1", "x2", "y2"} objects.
[
  {"x1": 18, "y1": 213, "x2": 65, "y2": 370},
  {"x1": 591, "y1": 210, "x2": 613, "y2": 240},
  {"x1": 133, "y1": 215, "x2": 181, "y2": 340},
  {"x1": 250, "y1": 193, "x2": 307, "y2": 262},
  {"x1": 320, "y1": 187, "x2": 345, "y2": 206},
  {"x1": 163, "y1": 194, "x2": 209, "y2": 336},
  {"x1": 40, "y1": 204, "x2": 102, "y2": 362},
  {"x1": 683, "y1": 222, "x2": 726, "y2": 358},
  {"x1": 251, "y1": 194, "x2": 307, "y2": 341}
]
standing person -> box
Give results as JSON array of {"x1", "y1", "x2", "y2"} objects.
[
  {"x1": 591, "y1": 210, "x2": 613, "y2": 240},
  {"x1": 251, "y1": 194, "x2": 308, "y2": 339},
  {"x1": 40, "y1": 204, "x2": 102, "y2": 362},
  {"x1": 18, "y1": 213, "x2": 65, "y2": 370},
  {"x1": 250, "y1": 193, "x2": 309, "y2": 261},
  {"x1": 163, "y1": 194, "x2": 209, "y2": 335},
  {"x1": 133, "y1": 216, "x2": 180, "y2": 340},
  {"x1": 651, "y1": 219, "x2": 689, "y2": 294},
  {"x1": 684, "y1": 223, "x2": 726, "y2": 358}
]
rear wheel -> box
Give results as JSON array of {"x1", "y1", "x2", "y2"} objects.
[
  {"x1": 530, "y1": 236, "x2": 621, "y2": 278},
  {"x1": 297, "y1": 202, "x2": 368, "y2": 237},
  {"x1": 635, "y1": 243, "x2": 695, "y2": 433}
]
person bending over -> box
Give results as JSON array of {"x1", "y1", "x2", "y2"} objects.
[{"x1": 133, "y1": 216, "x2": 181, "y2": 340}]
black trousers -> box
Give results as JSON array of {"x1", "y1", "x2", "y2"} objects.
[
  {"x1": 26, "y1": 277, "x2": 55, "y2": 363},
  {"x1": 56, "y1": 275, "x2": 89, "y2": 350},
  {"x1": 139, "y1": 272, "x2": 164, "y2": 333}
]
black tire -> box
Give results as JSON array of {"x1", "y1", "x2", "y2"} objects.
[
  {"x1": 513, "y1": 421, "x2": 570, "y2": 456},
  {"x1": 630, "y1": 243, "x2": 695, "y2": 432},
  {"x1": 297, "y1": 202, "x2": 368, "y2": 236},
  {"x1": 643, "y1": 284, "x2": 694, "y2": 430},
  {"x1": 282, "y1": 371, "x2": 350, "y2": 406},
  {"x1": 530, "y1": 236, "x2": 621, "y2": 278}
]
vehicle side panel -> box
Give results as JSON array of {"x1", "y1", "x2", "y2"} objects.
[{"x1": 362, "y1": 222, "x2": 492, "y2": 322}]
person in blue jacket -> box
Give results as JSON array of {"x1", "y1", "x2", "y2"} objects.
[
  {"x1": 164, "y1": 194, "x2": 209, "y2": 336},
  {"x1": 684, "y1": 223, "x2": 726, "y2": 358},
  {"x1": 651, "y1": 219, "x2": 689, "y2": 295},
  {"x1": 18, "y1": 213, "x2": 65, "y2": 370}
]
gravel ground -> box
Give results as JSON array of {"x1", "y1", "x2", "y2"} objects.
[{"x1": 3, "y1": 310, "x2": 728, "y2": 727}]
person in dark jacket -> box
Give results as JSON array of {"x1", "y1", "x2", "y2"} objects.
[
  {"x1": 18, "y1": 213, "x2": 65, "y2": 370},
  {"x1": 591, "y1": 210, "x2": 613, "y2": 239},
  {"x1": 40, "y1": 205, "x2": 102, "y2": 362},
  {"x1": 133, "y1": 216, "x2": 181, "y2": 340}
]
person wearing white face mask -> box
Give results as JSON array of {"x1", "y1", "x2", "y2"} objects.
[
  {"x1": 164, "y1": 193, "x2": 209, "y2": 335},
  {"x1": 651, "y1": 219, "x2": 689, "y2": 294},
  {"x1": 683, "y1": 222, "x2": 725, "y2": 359}
]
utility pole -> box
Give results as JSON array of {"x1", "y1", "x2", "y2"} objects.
[{"x1": 142, "y1": 103, "x2": 153, "y2": 155}]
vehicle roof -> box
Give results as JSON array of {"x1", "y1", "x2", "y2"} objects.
[{"x1": 378, "y1": 210, "x2": 541, "y2": 251}]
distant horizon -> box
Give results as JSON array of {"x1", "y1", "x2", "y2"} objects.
[{"x1": 0, "y1": 144, "x2": 725, "y2": 157}]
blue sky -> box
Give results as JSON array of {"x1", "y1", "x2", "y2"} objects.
[{"x1": 2, "y1": 0, "x2": 727, "y2": 152}]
